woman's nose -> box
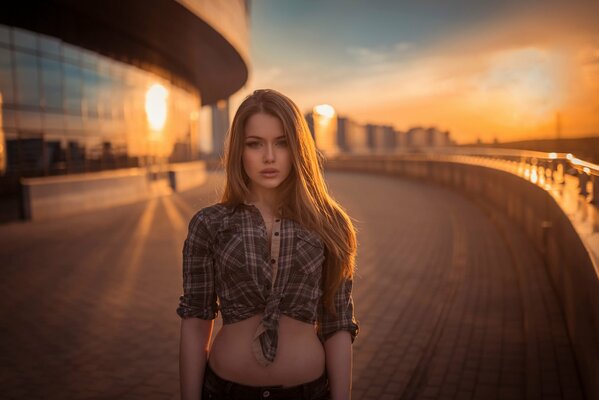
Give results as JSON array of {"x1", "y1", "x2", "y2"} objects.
[{"x1": 264, "y1": 143, "x2": 275, "y2": 161}]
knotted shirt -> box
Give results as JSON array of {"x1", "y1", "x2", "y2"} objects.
[{"x1": 176, "y1": 201, "x2": 359, "y2": 366}]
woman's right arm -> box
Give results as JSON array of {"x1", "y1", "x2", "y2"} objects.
[
  {"x1": 179, "y1": 317, "x2": 214, "y2": 400},
  {"x1": 177, "y1": 209, "x2": 219, "y2": 399}
]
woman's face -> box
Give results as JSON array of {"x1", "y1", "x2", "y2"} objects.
[{"x1": 242, "y1": 112, "x2": 292, "y2": 192}]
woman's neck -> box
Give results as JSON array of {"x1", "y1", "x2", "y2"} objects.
[{"x1": 246, "y1": 187, "x2": 280, "y2": 216}]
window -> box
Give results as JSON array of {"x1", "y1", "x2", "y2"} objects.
[
  {"x1": 0, "y1": 46, "x2": 14, "y2": 104},
  {"x1": 0, "y1": 25, "x2": 10, "y2": 45},
  {"x1": 63, "y1": 63, "x2": 82, "y2": 114},
  {"x1": 14, "y1": 50, "x2": 40, "y2": 107},
  {"x1": 13, "y1": 28, "x2": 37, "y2": 51},
  {"x1": 39, "y1": 34, "x2": 61, "y2": 58},
  {"x1": 41, "y1": 57, "x2": 62, "y2": 110}
]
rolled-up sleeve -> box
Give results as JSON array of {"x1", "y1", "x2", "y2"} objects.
[
  {"x1": 176, "y1": 210, "x2": 218, "y2": 320},
  {"x1": 317, "y1": 277, "x2": 359, "y2": 344}
]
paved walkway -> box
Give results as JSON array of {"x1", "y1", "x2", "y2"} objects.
[{"x1": 0, "y1": 170, "x2": 585, "y2": 399}]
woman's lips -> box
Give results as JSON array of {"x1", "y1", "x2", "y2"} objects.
[{"x1": 260, "y1": 170, "x2": 279, "y2": 178}]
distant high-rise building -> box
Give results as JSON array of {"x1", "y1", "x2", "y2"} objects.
[
  {"x1": 308, "y1": 108, "x2": 452, "y2": 155},
  {"x1": 305, "y1": 112, "x2": 315, "y2": 141},
  {"x1": 396, "y1": 130, "x2": 408, "y2": 150},
  {"x1": 211, "y1": 99, "x2": 231, "y2": 158},
  {"x1": 305, "y1": 106, "x2": 339, "y2": 157},
  {"x1": 406, "y1": 126, "x2": 451, "y2": 148},
  {"x1": 337, "y1": 116, "x2": 368, "y2": 154}
]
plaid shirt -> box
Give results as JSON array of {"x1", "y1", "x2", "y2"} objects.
[{"x1": 176, "y1": 200, "x2": 359, "y2": 366}]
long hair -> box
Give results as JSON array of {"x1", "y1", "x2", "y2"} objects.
[{"x1": 220, "y1": 88, "x2": 357, "y2": 316}]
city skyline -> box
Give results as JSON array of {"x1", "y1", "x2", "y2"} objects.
[{"x1": 239, "y1": 0, "x2": 599, "y2": 144}]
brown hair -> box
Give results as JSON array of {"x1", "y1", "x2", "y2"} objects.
[{"x1": 220, "y1": 88, "x2": 357, "y2": 316}]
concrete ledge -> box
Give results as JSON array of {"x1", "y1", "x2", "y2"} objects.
[
  {"x1": 20, "y1": 168, "x2": 151, "y2": 221},
  {"x1": 167, "y1": 161, "x2": 207, "y2": 192},
  {"x1": 20, "y1": 161, "x2": 208, "y2": 221},
  {"x1": 326, "y1": 156, "x2": 599, "y2": 400}
]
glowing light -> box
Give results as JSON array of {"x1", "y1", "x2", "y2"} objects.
[
  {"x1": 530, "y1": 168, "x2": 538, "y2": 184},
  {"x1": 566, "y1": 153, "x2": 573, "y2": 160},
  {"x1": 549, "y1": 152, "x2": 557, "y2": 159},
  {"x1": 145, "y1": 83, "x2": 169, "y2": 131},
  {"x1": 311, "y1": 104, "x2": 338, "y2": 154},
  {"x1": 314, "y1": 104, "x2": 335, "y2": 119},
  {"x1": 583, "y1": 167, "x2": 590, "y2": 174}
]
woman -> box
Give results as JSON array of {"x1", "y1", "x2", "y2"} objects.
[{"x1": 178, "y1": 89, "x2": 359, "y2": 400}]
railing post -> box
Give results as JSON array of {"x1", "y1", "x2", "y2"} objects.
[
  {"x1": 578, "y1": 171, "x2": 589, "y2": 196},
  {"x1": 592, "y1": 175, "x2": 598, "y2": 205},
  {"x1": 555, "y1": 160, "x2": 566, "y2": 185}
]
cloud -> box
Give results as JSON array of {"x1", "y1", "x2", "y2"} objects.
[
  {"x1": 249, "y1": 1, "x2": 599, "y2": 142},
  {"x1": 346, "y1": 41, "x2": 413, "y2": 65}
]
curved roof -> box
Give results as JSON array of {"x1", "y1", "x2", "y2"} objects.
[{"x1": 2, "y1": 0, "x2": 250, "y2": 105}]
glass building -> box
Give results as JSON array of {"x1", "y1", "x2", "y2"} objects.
[{"x1": 0, "y1": 1, "x2": 250, "y2": 220}]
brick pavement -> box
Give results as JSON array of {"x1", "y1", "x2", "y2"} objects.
[{"x1": 0, "y1": 170, "x2": 585, "y2": 399}]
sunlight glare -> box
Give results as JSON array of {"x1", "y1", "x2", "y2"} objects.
[
  {"x1": 314, "y1": 104, "x2": 336, "y2": 119},
  {"x1": 145, "y1": 83, "x2": 169, "y2": 131}
]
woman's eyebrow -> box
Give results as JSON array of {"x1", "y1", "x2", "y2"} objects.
[{"x1": 245, "y1": 135, "x2": 286, "y2": 140}]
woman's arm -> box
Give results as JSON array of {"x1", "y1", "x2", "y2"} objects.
[
  {"x1": 324, "y1": 330, "x2": 353, "y2": 400},
  {"x1": 317, "y1": 276, "x2": 359, "y2": 400},
  {"x1": 179, "y1": 317, "x2": 214, "y2": 400},
  {"x1": 177, "y1": 209, "x2": 219, "y2": 399}
]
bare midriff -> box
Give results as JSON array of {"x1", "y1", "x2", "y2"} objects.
[{"x1": 208, "y1": 313, "x2": 326, "y2": 386}]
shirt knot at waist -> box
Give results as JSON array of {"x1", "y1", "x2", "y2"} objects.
[{"x1": 251, "y1": 292, "x2": 284, "y2": 366}]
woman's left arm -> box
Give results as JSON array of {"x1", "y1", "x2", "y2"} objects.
[
  {"x1": 324, "y1": 331, "x2": 353, "y2": 400},
  {"x1": 317, "y1": 277, "x2": 360, "y2": 400}
]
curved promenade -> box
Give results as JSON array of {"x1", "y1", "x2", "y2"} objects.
[{"x1": 0, "y1": 170, "x2": 585, "y2": 399}]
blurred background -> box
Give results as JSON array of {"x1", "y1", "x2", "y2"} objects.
[
  {"x1": 1, "y1": 1, "x2": 598, "y2": 399},
  {"x1": 1, "y1": 0, "x2": 598, "y2": 223}
]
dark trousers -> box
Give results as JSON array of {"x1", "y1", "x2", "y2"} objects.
[{"x1": 202, "y1": 363, "x2": 331, "y2": 400}]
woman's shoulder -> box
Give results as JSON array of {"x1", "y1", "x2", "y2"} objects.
[{"x1": 189, "y1": 202, "x2": 236, "y2": 230}]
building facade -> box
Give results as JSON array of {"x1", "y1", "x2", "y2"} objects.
[
  {"x1": 0, "y1": 0, "x2": 250, "y2": 219},
  {"x1": 406, "y1": 126, "x2": 451, "y2": 148}
]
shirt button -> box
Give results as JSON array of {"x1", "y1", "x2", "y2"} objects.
[
  {"x1": 275, "y1": 219, "x2": 280, "y2": 222},
  {"x1": 271, "y1": 259, "x2": 276, "y2": 264},
  {"x1": 262, "y1": 390, "x2": 270, "y2": 397},
  {"x1": 274, "y1": 232, "x2": 279, "y2": 236}
]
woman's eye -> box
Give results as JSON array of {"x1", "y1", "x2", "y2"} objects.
[
  {"x1": 246, "y1": 142, "x2": 260, "y2": 148},
  {"x1": 277, "y1": 140, "x2": 288, "y2": 147}
]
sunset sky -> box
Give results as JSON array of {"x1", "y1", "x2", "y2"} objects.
[{"x1": 236, "y1": 0, "x2": 599, "y2": 144}]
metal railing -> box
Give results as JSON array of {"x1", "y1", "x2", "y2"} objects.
[{"x1": 334, "y1": 147, "x2": 599, "y2": 205}]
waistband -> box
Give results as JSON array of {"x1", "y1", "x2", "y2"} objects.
[{"x1": 203, "y1": 362, "x2": 328, "y2": 399}]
